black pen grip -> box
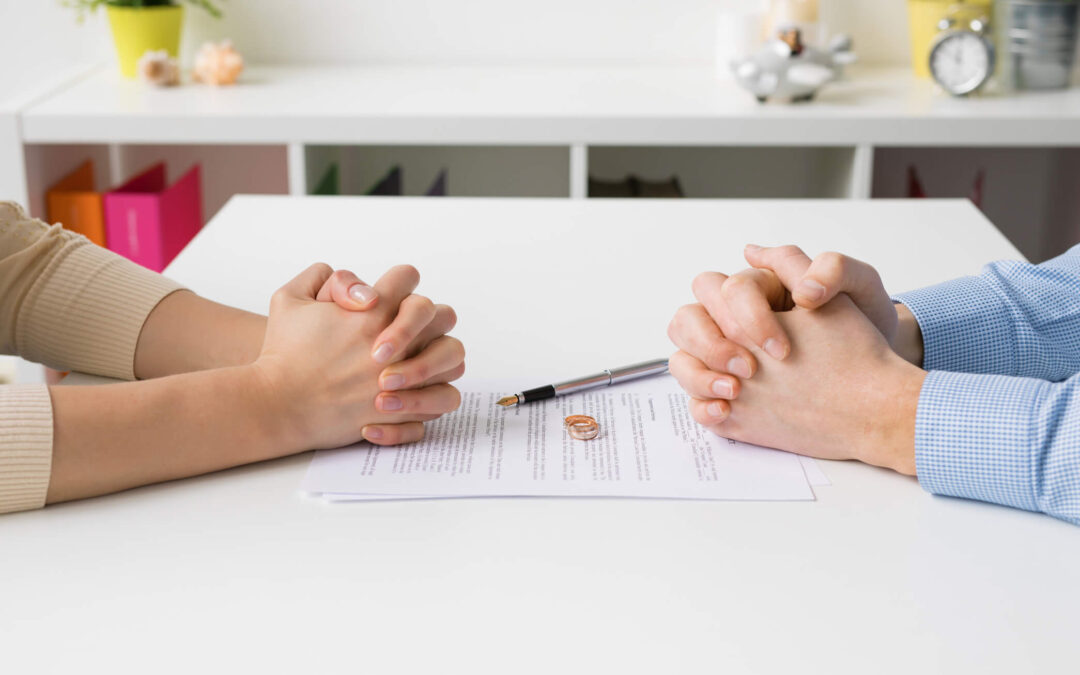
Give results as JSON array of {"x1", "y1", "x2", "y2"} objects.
[{"x1": 520, "y1": 385, "x2": 556, "y2": 404}]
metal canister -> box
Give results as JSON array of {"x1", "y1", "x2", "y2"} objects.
[{"x1": 1001, "y1": 0, "x2": 1079, "y2": 89}]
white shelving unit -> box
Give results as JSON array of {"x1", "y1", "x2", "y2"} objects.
[{"x1": 6, "y1": 63, "x2": 1080, "y2": 260}]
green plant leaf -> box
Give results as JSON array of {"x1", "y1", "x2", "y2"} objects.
[{"x1": 59, "y1": 0, "x2": 224, "y2": 19}]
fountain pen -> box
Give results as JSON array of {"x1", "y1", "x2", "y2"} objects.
[{"x1": 496, "y1": 358, "x2": 669, "y2": 407}]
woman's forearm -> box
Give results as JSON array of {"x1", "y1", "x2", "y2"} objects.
[
  {"x1": 134, "y1": 290, "x2": 268, "y2": 379},
  {"x1": 46, "y1": 365, "x2": 290, "y2": 504}
]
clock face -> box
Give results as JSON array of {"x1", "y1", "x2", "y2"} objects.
[{"x1": 930, "y1": 31, "x2": 993, "y2": 95}]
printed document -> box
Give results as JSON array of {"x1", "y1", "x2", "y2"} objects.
[{"x1": 301, "y1": 376, "x2": 815, "y2": 501}]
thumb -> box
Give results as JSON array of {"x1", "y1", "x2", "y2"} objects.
[
  {"x1": 316, "y1": 268, "x2": 379, "y2": 311},
  {"x1": 796, "y1": 253, "x2": 896, "y2": 335},
  {"x1": 744, "y1": 244, "x2": 816, "y2": 298},
  {"x1": 276, "y1": 263, "x2": 336, "y2": 304}
]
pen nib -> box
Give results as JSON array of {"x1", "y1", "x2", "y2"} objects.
[{"x1": 496, "y1": 395, "x2": 519, "y2": 407}]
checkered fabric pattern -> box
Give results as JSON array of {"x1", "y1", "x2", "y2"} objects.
[{"x1": 894, "y1": 244, "x2": 1080, "y2": 526}]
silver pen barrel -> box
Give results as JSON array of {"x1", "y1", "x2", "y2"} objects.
[
  {"x1": 552, "y1": 358, "x2": 670, "y2": 397},
  {"x1": 608, "y1": 358, "x2": 670, "y2": 385},
  {"x1": 553, "y1": 371, "x2": 611, "y2": 396}
]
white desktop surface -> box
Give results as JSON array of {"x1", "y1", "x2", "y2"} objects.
[{"x1": 3, "y1": 197, "x2": 1077, "y2": 674}]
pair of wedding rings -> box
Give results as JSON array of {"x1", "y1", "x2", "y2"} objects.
[{"x1": 564, "y1": 415, "x2": 600, "y2": 441}]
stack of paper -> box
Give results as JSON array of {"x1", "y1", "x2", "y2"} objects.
[{"x1": 302, "y1": 375, "x2": 828, "y2": 502}]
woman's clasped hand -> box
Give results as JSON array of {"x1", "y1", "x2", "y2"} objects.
[{"x1": 256, "y1": 263, "x2": 466, "y2": 451}]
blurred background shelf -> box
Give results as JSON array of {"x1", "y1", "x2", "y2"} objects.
[{"x1": 6, "y1": 63, "x2": 1080, "y2": 260}]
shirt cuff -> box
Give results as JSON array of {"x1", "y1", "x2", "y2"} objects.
[
  {"x1": 893, "y1": 276, "x2": 1017, "y2": 375},
  {"x1": 15, "y1": 242, "x2": 184, "y2": 381},
  {"x1": 915, "y1": 370, "x2": 1044, "y2": 514},
  {"x1": 0, "y1": 385, "x2": 53, "y2": 514}
]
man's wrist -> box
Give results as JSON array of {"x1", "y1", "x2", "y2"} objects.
[
  {"x1": 858, "y1": 357, "x2": 924, "y2": 476},
  {"x1": 892, "y1": 303, "x2": 925, "y2": 368}
]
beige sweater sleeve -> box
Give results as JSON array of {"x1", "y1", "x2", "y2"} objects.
[{"x1": 0, "y1": 201, "x2": 184, "y2": 514}]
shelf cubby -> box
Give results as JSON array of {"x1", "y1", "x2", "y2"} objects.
[
  {"x1": 587, "y1": 146, "x2": 858, "y2": 199},
  {"x1": 23, "y1": 143, "x2": 290, "y2": 224},
  {"x1": 872, "y1": 147, "x2": 1080, "y2": 261},
  {"x1": 306, "y1": 145, "x2": 570, "y2": 198}
]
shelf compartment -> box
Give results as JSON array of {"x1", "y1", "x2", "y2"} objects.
[
  {"x1": 305, "y1": 145, "x2": 569, "y2": 198},
  {"x1": 872, "y1": 146, "x2": 1080, "y2": 261},
  {"x1": 23, "y1": 143, "x2": 290, "y2": 225},
  {"x1": 587, "y1": 146, "x2": 858, "y2": 199}
]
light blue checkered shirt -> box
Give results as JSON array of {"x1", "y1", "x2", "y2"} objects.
[{"x1": 894, "y1": 244, "x2": 1080, "y2": 526}]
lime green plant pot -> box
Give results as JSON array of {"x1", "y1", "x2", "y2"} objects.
[{"x1": 107, "y1": 5, "x2": 184, "y2": 79}]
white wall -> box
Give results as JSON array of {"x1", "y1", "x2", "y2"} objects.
[{"x1": 0, "y1": 0, "x2": 908, "y2": 94}]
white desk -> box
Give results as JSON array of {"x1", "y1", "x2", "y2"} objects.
[{"x1": 3, "y1": 198, "x2": 1078, "y2": 674}]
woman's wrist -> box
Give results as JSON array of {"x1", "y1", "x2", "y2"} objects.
[
  {"x1": 239, "y1": 359, "x2": 311, "y2": 457},
  {"x1": 136, "y1": 290, "x2": 267, "y2": 380}
]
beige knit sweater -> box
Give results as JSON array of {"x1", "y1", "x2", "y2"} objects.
[{"x1": 0, "y1": 202, "x2": 182, "y2": 514}]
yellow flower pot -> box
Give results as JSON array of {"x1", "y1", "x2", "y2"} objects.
[
  {"x1": 907, "y1": 0, "x2": 993, "y2": 78},
  {"x1": 107, "y1": 5, "x2": 184, "y2": 79}
]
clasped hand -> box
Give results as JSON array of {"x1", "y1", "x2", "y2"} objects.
[
  {"x1": 667, "y1": 245, "x2": 926, "y2": 475},
  {"x1": 254, "y1": 263, "x2": 465, "y2": 452}
]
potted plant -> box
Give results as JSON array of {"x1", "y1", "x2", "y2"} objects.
[{"x1": 62, "y1": 1, "x2": 223, "y2": 78}]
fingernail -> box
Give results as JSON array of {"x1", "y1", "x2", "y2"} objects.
[
  {"x1": 745, "y1": 244, "x2": 762, "y2": 252},
  {"x1": 727, "y1": 357, "x2": 752, "y2": 379},
  {"x1": 381, "y1": 373, "x2": 406, "y2": 391},
  {"x1": 372, "y1": 343, "x2": 394, "y2": 363},
  {"x1": 349, "y1": 284, "x2": 377, "y2": 305},
  {"x1": 379, "y1": 394, "x2": 403, "y2": 411},
  {"x1": 707, "y1": 402, "x2": 726, "y2": 419},
  {"x1": 363, "y1": 425, "x2": 383, "y2": 440},
  {"x1": 712, "y1": 379, "x2": 733, "y2": 398},
  {"x1": 797, "y1": 279, "x2": 826, "y2": 302},
  {"x1": 764, "y1": 338, "x2": 787, "y2": 360}
]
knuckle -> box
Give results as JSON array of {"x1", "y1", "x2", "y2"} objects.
[
  {"x1": 689, "y1": 401, "x2": 715, "y2": 426},
  {"x1": 692, "y1": 272, "x2": 726, "y2": 298},
  {"x1": 395, "y1": 264, "x2": 420, "y2": 281},
  {"x1": 270, "y1": 287, "x2": 290, "y2": 307},
  {"x1": 702, "y1": 340, "x2": 735, "y2": 369},
  {"x1": 820, "y1": 250, "x2": 846, "y2": 268},
  {"x1": 417, "y1": 295, "x2": 436, "y2": 315},
  {"x1": 669, "y1": 304, "x2": 689, "y2": 330},
  {"x1": 440, "y1": 305, "x2": 458, "y2": 330},
  {"x1": 309, "y1": 262, "x2": 334, "y2": 277},
  {"x1": 411, "y1": 361, "x2": 431, "y2": 383},
  {"x1": 776, "y1": 245, "x2": 806, "y2": 259},
  {"x1": 817, "y1": 251, "x2": 846, "y2": 277},
  {"x1": 449, "y1": 337, "x2": 466, "y2": 361},
  {"x1": 404, "y1": 294, "x2": 436, "y2": 319},
  {"x1": 720, "y1": 273, "x2": 750, "y2": 298}
]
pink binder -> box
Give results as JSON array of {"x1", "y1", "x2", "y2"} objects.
[{"x1": 103, "y1": 163, "x2": 203, "y2": 272}]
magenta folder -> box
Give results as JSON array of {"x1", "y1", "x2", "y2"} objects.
[{"x1": 103, "y1": 163, "x2": 203, "y2": 272}]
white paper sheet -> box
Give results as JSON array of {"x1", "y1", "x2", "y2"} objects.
[
  {"x1": 799, "y1": 456, "x2": 831, "y2": 486},
  {"x1": 302, "y1": 376, "x2": 814, "y2": 501}
]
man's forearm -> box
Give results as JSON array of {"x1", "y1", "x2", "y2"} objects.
[
  {"x1": 134, "y1": 291, "x2": 267, "y2": 379},
  {"x1": 47, "y1": 365, "x2": 293, "y2": 503}
]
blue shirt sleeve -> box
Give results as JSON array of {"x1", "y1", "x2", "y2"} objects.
[
  {"x1": 915, "y1": 370, "x2": 1080, "y2": 526},
  {"x1": 893, "y1": 244, "x2": 1080, "y2": 381}
]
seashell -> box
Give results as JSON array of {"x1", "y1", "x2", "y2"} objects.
[
  {"x1": 136, "y1": 49, "x2": 180, "y2": 87},
  {"x1": 192, "y1": 40, "x2": 244, "y2": 86}
]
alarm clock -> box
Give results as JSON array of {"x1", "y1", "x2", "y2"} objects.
[{"x1": 929, "y1": 14, "x2": 995, "y2": 96}]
